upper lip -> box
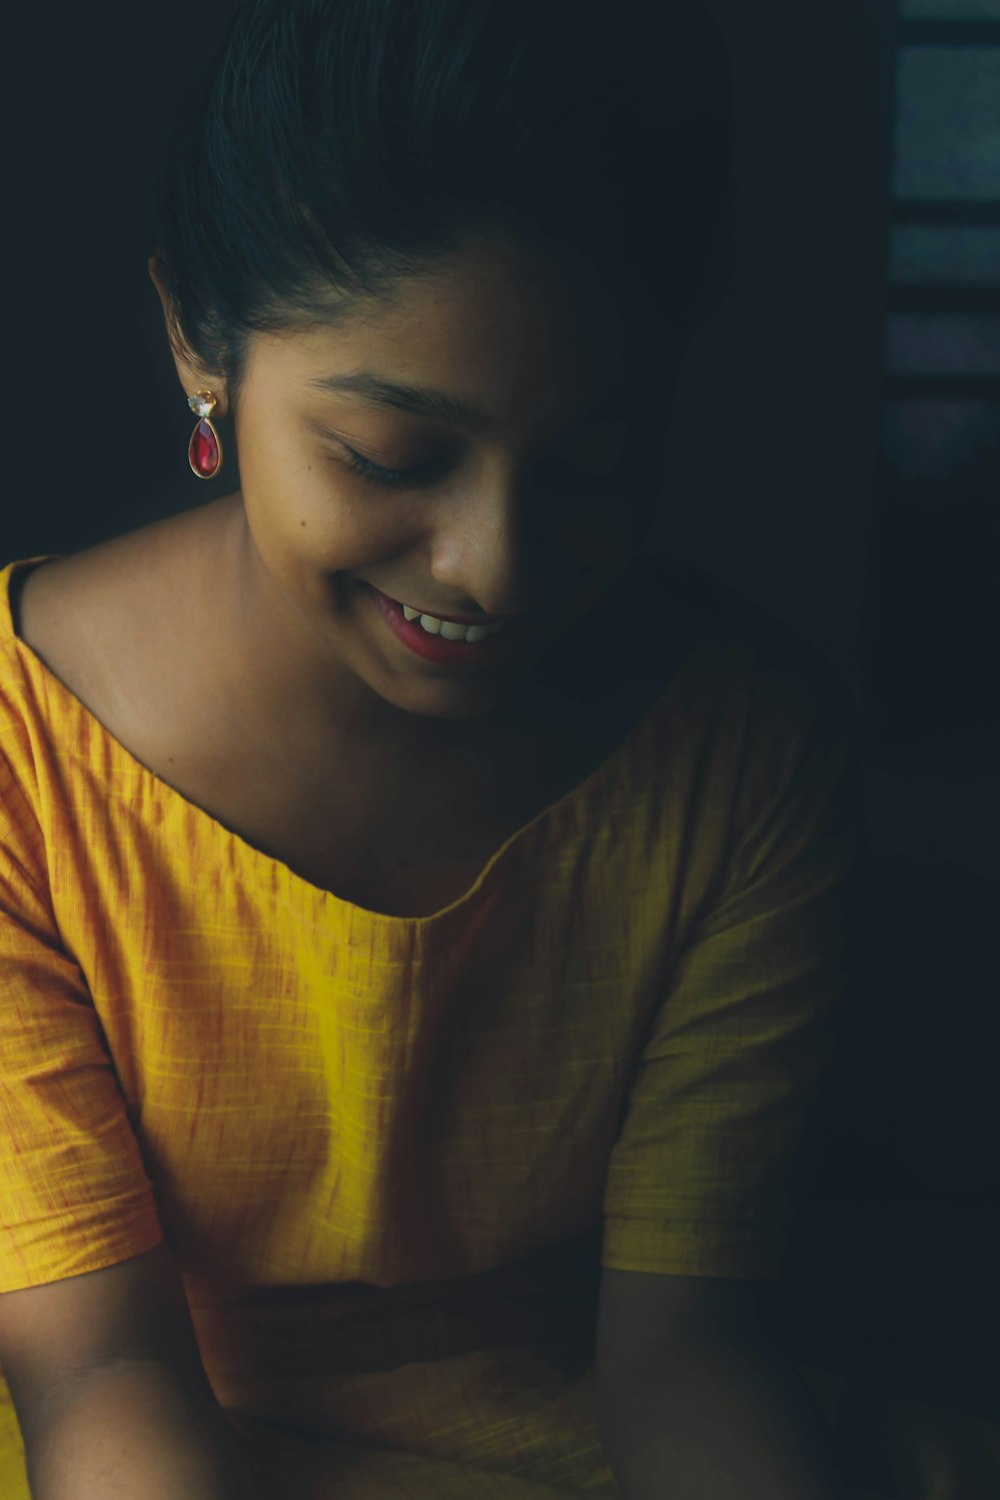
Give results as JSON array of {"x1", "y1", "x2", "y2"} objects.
[{"x1": 376, "y1": 587, "x2": 506, "y2": 627}]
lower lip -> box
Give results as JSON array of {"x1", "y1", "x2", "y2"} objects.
[{"x1": 368, "y1": 585, "x2": 526, "y2": 669}]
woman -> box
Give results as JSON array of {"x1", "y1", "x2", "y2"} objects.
[{"x1": 0, "y1": 2, "x2": 864, "y2": 1495}]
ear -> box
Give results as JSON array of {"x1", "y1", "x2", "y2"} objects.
[{"x1": 147, "y1": 254, "x2": 228, "y2": 415}]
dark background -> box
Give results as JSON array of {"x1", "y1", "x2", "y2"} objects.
[{"x1": 1, "y1": 0, "x2": 997, "y2": 1486}]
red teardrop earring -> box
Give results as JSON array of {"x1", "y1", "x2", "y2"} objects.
[{"x1": 187, "y1": 390, "x2": 223, "y2": 479}]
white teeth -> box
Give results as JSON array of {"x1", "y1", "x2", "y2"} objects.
[{"x1": 400, "y1": 602, "x2": 503, "y2": 643}]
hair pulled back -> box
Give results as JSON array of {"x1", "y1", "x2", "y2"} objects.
[{"x1": 146, "y1": 0, "x2": 735, "y2": 420}]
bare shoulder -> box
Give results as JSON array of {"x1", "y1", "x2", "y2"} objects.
[{"x1": 12, "y1": 496, "x2": 237, "y2": 739}]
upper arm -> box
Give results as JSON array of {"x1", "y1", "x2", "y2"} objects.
[
  {"x1": 596, "y1": 1266, "x2": 774, "y2": 1397},
  {"x1": 0, "y1": 1241, "x2": 211, "y2": 1441},
  {"x1": 599, "y1": 655, "x2": 860, "y2": 1308}
]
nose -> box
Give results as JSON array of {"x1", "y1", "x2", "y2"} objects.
[
  {"x1": 424, "y1": 463, "x2": 556, "y2": 621},
  {"x1": 424, "y1": 458, "x2": 633, "y2": 622}
]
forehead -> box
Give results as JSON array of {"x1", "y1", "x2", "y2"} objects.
[{"x1": 252, "y1": 237, "x2": 632, "y2": 431}]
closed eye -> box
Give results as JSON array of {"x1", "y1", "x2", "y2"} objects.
[
  {"x1": 337, "y1": 444, "x2": 630, "y2": 494},
  {"x1": 340, "y1": 447, "x2": 445, "y2": 487}
]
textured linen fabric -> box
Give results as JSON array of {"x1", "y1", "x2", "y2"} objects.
[{"x1": 0, "y1": 547, "x2": 862, "y2": 1497}]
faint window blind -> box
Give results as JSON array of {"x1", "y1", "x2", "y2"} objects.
[{"x1": 873, "y1": 0, "x2": 1000, "y2": 772}]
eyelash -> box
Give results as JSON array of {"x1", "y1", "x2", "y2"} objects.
[
  {"x1": 341, "y1": 447, "x2": 441, "y2": 488},
  {"x1": 339, "y1": 445, "x2": 625, "y2": 494}
]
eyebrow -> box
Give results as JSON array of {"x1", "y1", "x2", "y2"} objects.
[{"x1": 304, "y1": 369, "x2": 631, "y2": 433}]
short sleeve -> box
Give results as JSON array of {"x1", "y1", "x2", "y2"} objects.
[
  {"x1": 601, "y1": 648, "x2": 865, "y2": 1280},
  {"x1": 0, "y1": 747, "x2": 164, "y2": 1293}
]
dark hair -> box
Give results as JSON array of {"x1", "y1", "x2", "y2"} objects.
[{"x1": 147, "y1": 0, "x2": 735, "y2": 424}]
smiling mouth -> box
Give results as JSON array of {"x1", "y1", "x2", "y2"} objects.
[
  {"x1": 380, "y1": 592, "x2": 505, "y2": 629},
  {"x1": 372, "y1": 587, "x2": 507, "y2": 644},
  {"x1": 367, "y1": 581, "x2": 530, "y2": 667}
]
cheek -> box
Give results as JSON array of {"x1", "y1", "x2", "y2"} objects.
[
  {"x1": 262, "y1": 478, "x2": 417, "y2": 589},
  {"x1": 552, "y1": 494, "x2": 638, "y2": 580},
  {"x1": 239, "y1": 443, "x2": 365, "y2": 540}
]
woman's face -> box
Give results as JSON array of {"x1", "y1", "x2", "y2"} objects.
[{"x1": 156, "y1": 234, "x2": 660, "y2": 742}]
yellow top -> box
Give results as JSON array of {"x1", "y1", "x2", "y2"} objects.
[{"x1": 0, "y1": 549, "x2": 862, "y2": 1496}]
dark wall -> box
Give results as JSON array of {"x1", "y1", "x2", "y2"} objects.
[{"x1": 0, "y1": 0, "x2": 243, "y2": 556}]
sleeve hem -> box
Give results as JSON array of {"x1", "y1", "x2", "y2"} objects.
[
  {"x1": 0, "y1": 1219, "x2": 166, "y2": 1295},
  {"x1": 601, "y1": 1214, "x2": 787, "y2": 1279}
]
